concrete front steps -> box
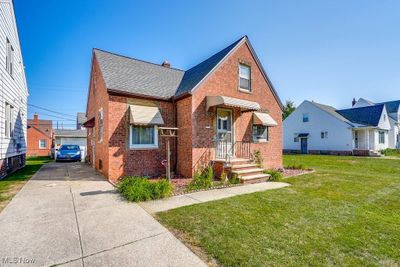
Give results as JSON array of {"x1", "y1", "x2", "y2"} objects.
[{"x1": 230, "y1": 159, "x2": 270, "y2": 184}]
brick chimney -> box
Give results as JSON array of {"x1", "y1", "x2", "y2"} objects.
[
  {"x1": 161, "y1": 60, "x2": 170, "y2": 68},
  {"x1": 33, "y1": 113, "x2": 39, "y2": 126},
  {"x1": 352, "y1": 98, "x2": 356, "y2": 107}
]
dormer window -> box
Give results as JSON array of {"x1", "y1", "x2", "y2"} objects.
[{"x1": 239, "y1": 64, "x2": 251, "y2": 91}]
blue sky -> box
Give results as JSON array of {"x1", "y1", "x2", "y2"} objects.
[{"x1": 14, "y1": 0, "x2": 400, "y2": 127}]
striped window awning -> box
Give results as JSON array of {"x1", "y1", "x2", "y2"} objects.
[
  {"x1": 206, "y1": 96, "x2": 261, "y2": 111},
  {"x1": 253, "y1": 112, "x2": 278, "y2": 126},
  {"x1": 129, "y1": 104, "x2": 164, "y2": 125}
]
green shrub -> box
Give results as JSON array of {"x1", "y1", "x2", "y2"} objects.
[
  {"x1": 264, "y1": 169, "x2": 283, "y2": 181},
  {"x1": 117, "y1": 177, "x2": 172, "y2": 202},
  {"x1": 187, "y1": 166, "x2": 214, "y2": 191},
  {"x1": 285, "y1": 163, "x2": 306, "y2": 170},
  {"x1": 229, "y1": 173, "x2": 240, "y2": 184},
  {"x1": 380, "y1": 148, "x2": 400, "y2": 157}
]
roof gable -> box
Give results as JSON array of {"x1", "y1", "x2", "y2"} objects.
[
  {"x1": 377, "y1": 100, "x2": 400, "y2": 114},
  {"x1": 174, "y1": 37, "x2": 244, "y2": 97},
  {"x1": 91, "y1": 36, "x2": 283, "y2": 108},
  {"x1": 337, "y1": 104, "x2": 385, "y2": 127}
]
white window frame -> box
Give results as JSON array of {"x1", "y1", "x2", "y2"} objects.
[
  {"x1": 378, "y1": 131, "x2": 385, "y2": 144},
  {"x1": 321, "y1": 131, "x2": 328, "y2": 139},
  {"x1": 239, "y1": 64, "x2": 251, "y2": 92},
  {"x1": 4, "y1": 102, "x2": 13, "y2": 138},
  {"x1": 6, "y1": 38, "x2": 14, "y2": 77},
  {"x1": 98, "y1": 108, "x2": 103, "y2": 143},
  {"x1": 129, "y1": 125, "x2": 158, "y2": 149},
  {"x1": 252, "y1": 125, "x2": 269, "y2": 143},
  {"x1": 39, "y1": 139, "x2": 46, "y2": 149}
]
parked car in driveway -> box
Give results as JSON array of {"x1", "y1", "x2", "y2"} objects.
[{"x1": 55, "y1": 145, "x2": 82, "y2": 162}]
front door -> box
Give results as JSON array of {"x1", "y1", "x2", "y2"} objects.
[
  {"x1": 216, "y1": 109, "x2": 233, "y2": 158},
  {"x1": 300, "y1": 138, "x2": 308, "y2": 154}
]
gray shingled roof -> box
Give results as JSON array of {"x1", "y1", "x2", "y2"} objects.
[
  {"x1": 310, "y1": 101, "x2": 353, "y2": 125},
  {"x1": 93, "y1": 36, "x2": 283, "y2": 108},
  {"x1": 54, "y1": 129, "x2": 87, "y2": 138},
  {"x1": 94, "y1": 49, "x2": 185, "y2": 99}
]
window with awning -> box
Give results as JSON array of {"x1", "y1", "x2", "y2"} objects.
[
  {"x1": 206, "y1": 96, "x2": 260, "y2": 111},
  {"x1": 252, "y1": 112, "x2": 278, "y2": 126},
  {"x1": 129, "y1": 104, "x2": 164, "y2": 125},
  {"x1": 128, "y1": 104, "x2": 163, "y2": 149}
]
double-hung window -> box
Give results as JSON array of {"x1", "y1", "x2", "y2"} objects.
[
  {"x1": 239, "y1": 64, "x2": 251, "y2": 91},
  {"x1": 39, "y1": 139, "x2": 46, "y2": 149},
  {"x1": 4, "y1": 103, "x2": 13, "y2": 138},
  {"x1": 6, "y1": 38, "x2": 14, "y2": 77},
  {"x1": 129, "y1": 125, "x2": 158, "y2": 149},
  {"x1": 321, "y1": 131, "x2": 328, "y2": 139},
  {"x1": 379, "y1": 131, "x2": 385, "y2": 144},
  {"x1": 252, "y1": 125, "x2": 268, "y2": 142}
]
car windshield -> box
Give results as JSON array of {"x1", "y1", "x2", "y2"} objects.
[{"x1": 59, "y1": 145, "x2": 80, "y2": 151}]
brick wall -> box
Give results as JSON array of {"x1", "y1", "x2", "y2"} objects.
[
  {"x1": 86, "y1": 56, "x2": 110, "y2": 178},
  {"x1": 107, "y1": 96, "x2": 176, "y2": 181},
  {"x1": 176, "y1": 96, "x2": 193, "y2": 177},
  {"x1": 190, "y1": 41, "x2": 283, "y2": 172}
]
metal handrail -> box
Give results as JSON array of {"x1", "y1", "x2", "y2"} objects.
[{"x1": 215, "y1": 140, "x2": 251, "y2": 165}]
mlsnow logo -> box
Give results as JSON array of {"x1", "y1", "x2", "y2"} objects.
[{"x1": 2, "y1": 257, "x2": 36, "y2": 264}]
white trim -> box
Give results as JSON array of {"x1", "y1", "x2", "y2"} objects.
[
  {"x1": 39, "y1": 139, "x2": 46, "y2": 149},
  {"x1": 129, "y1": 125, "x2": 159, "y2": 150},
  {"x1": 238, "y1": 64, "x2": 251, "y2": 92}
]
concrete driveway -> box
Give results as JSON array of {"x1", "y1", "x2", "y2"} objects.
[{"x1": 0, "y1": 162, "x2": 205, "y2": 267}]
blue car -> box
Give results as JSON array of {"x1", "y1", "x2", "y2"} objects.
[{"x1": 56, "y1": 145, "x2": 82, "y2": 162}]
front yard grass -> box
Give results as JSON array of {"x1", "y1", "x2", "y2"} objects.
[
  {"x1": 0, "y1": 156, "x2": 51, "y2": 212},
  {"x1": 157, "y1": 155, "x2": 400, "y2": 266}
]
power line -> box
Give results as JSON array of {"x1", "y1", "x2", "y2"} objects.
[
  {"x1": 29, "y1": 112, "x2": 75, "y2": 121},
  {"x1": 28, "y1": 104, "x2": 76, "y2": 118}
]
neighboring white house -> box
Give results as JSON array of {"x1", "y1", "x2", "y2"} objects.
[
  {"x1": 54, "y1": 129, "x2": 87, "y2": 162},
  {"x1": 0, "y1": 0, "x2": 28, "y2": 178},
  {"x1": 352, "y1": 98, "x2": 400, "y2": 149},
  {"x1": 283, "y1": 99, "x2": 394, "y2": 156}
]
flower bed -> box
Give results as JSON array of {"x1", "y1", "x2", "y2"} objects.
[{"x1": 283, "y1": 168, "x2": 314, "y2": 178}]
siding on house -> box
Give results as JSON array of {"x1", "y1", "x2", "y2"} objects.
[
  {"x1": 0, "y1": 0, "x2": 28, "y2": 177},
  {"x1": 284, "y1": 101, "x2": 353, "y2": 152}
]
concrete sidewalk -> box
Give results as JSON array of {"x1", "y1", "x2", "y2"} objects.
[
  {"x1": 0, "y1": 162, "x2": 205, "y2": 267},
  {"x1": 139, "y1": 182, "x2": 290, "y2": 214}
]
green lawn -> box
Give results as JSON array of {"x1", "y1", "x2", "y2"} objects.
[
  {"x1": 157, "y1": 155, "x2": 400, "y2": 266},
  {"x1": 0, "y1": 156, "x2": 51, "y2": 211}
]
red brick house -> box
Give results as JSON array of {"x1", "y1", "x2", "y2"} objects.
[
  {"x1": 27, "y1": 114, "x2": 53, "y2": 157},
  {"x1": 85, "y1": 36, "x2": 283, "y2": 182}
]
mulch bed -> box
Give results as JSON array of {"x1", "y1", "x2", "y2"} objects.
[
  {"x1": 283, "y1": 168, "x2": 314, "y2": 178},
  {"x1": 150, "y1": 168, "x2": 314, "y2": 196}
]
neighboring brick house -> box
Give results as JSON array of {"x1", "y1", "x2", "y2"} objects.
[
  {"x1": 85, "y1": 36, "x2": 283, "y2": 182},
  {"x1": 27, "y1": 114, "x2": 53, "y2": 157}
]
